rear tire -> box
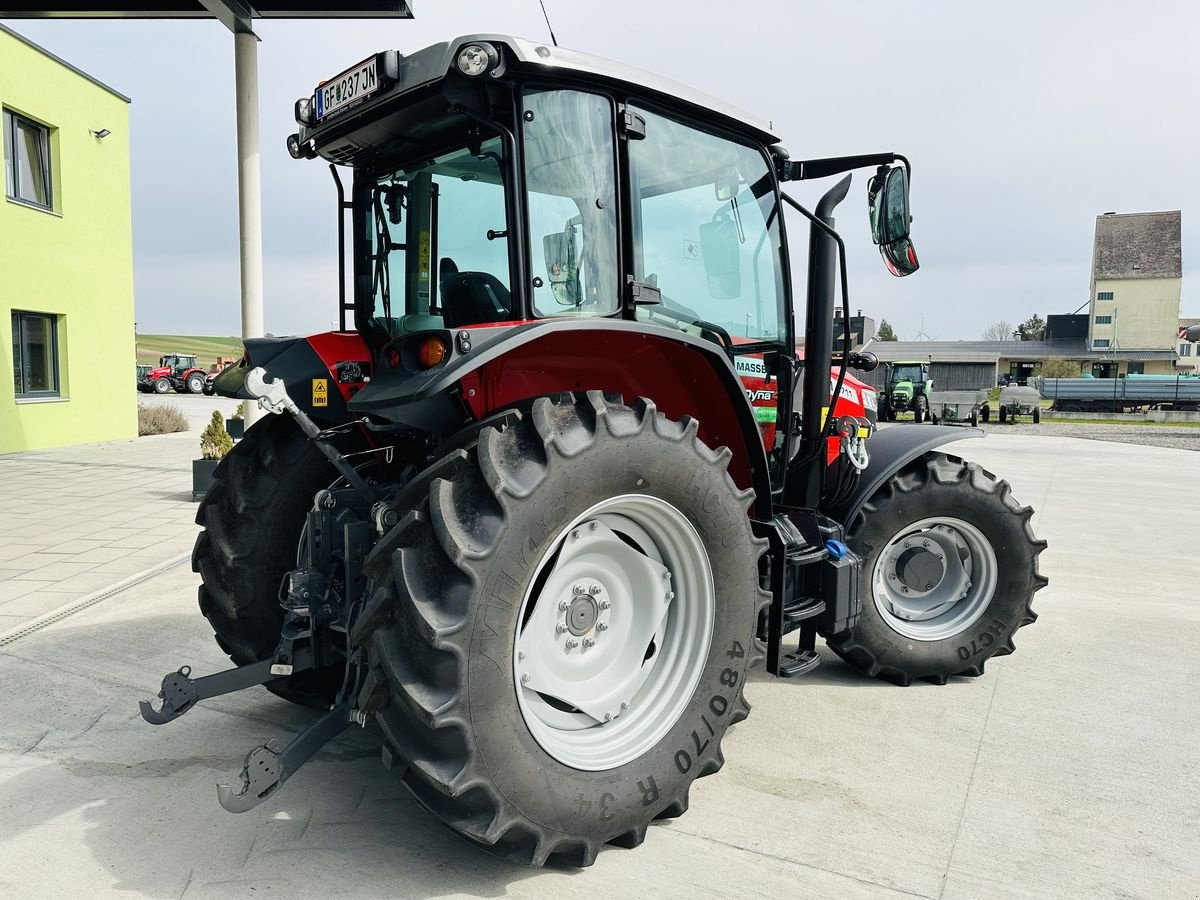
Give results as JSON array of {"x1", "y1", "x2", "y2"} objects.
[
  {"x1": 192, "y1": 415, "x2": 354, "y2": 707},
  {"x1": 186, "y1": 372, "x2": 205, "y2": 394},
  {"x1": 1032, "y1": 407, "x2": 1041, "y2": 424},
  {"x1": 355, "y1": 393, "x2": 766, "y2": 866},
  {"x1": 999, "y1": 405, "x2": 1008, "y2": 424},
  {"x1": 824, "y1": 453, "x2": 1046, "y2": 685},
  {"x1": 981, "y1": 405, "x2": 990, "y2": 423}
]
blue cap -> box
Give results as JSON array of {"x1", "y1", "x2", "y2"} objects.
[{"x1": 824, "y1": 539, "x2": 848, "y2": 559}]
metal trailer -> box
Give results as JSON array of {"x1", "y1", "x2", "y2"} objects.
[
  {"x1": 1040, "y1": 376, "x2": 1200, "y2": 412},
  {"x1": 927, "y1": 390, "x2": 990, "y2": 427},
  {"x1": 998, "y1": 385, "x2": 1041, "y2": 423}
]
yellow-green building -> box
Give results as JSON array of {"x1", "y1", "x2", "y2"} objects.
[{"x1": 1, "y1": 24, "x2": 135, "y2": 453}]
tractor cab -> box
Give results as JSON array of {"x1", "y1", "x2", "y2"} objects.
[
  {"x1": 880, "y1": 360, "x2": 932, "y2": 422},
  {"x1": 160, "y1": 353, "x2": 197, "y2": 375}
]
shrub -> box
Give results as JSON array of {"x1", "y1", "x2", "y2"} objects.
[
  {"x1": 200, "y1": 410, "x2": 234, "y2": 460},
  {"x1": 1041, "y1": 359, "x2": 1080, "y2": 378},
  {"x1": 231, "y1": 400, "x2": 247, "y2": 420},
  {"x1": 138, "y1": 403, "x2": 189, "y2": 436}
]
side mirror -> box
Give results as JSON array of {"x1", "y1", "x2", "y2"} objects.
[
  {"x1": 543, "y1": 227, "x2": 581, "y2": 305},
  {"x1": 698, "y1": 216, "x2": 741, "y2": 299},
  {"x1": 868, "y1": 165, "x2": 919, "y2": 277}
]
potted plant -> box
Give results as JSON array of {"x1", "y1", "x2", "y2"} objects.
[
  {"x1": 225, "y1": 401, "x2": 247, "y2": 440},
  {"x1": 193, "y1": 410, "x2": 233, "y2": 501}
]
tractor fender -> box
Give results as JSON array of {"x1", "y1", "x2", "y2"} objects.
[
  {"x1": 350, "y1": 318, "x2": 773, "y2": 513},
  {"x1": 825, "y1": 424, "x2": 984, "y2": 525}
]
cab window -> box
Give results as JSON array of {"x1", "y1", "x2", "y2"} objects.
[
  {"x1": 629, "y1": 106, "x2": 784, "y2": 344},
  {"x1": 522, "y1": 89, "x2": 619, "y2": 317}
]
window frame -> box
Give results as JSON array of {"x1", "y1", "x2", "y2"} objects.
[
  {"x1": 1096, "y1": 291, "x2": 1114, "y2": 301},
  {"x1": 11, "y1": 310, "x2": 61, "y2": 399},
  {"x1": 1094, "y1": 315, "x2": 1112, "y2": 325},
  {"x1": 3, "y1": 108, "x2": 53, "y2": 211},
  {"x1": 1093, "y1": 339, "x2": 1111, "y2": 349}
]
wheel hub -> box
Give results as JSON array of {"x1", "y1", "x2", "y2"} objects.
[
  {"x1": 871, "y1": 518, "x2": 997, "y2": 641},
  {"x1": 565, "y1": 592, "x2": 600, "y2": 636}
]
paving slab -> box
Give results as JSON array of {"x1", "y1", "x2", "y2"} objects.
[{"x1": 0, "y1": 431, "x2": 1195, "y2": 899}]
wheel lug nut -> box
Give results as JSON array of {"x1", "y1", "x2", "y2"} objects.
[
  {"x1": 620, "y1": 701, "x2": 629, "y2": 711},
  {"x1": 521, "y1": 673, "x2": 530, "y2": 685},
  {"x1": 556, "y1": 624, "x2": 568, "y2": 634},
  {"x1": 663, "y1": 572, "x2": 671, "y2": 581},
  {"x1": 565, "y1": 638, "x2": 578, "y2": 649},
  {"x1": 597, "y1": 622, "x2": 608, "y2": 631},
  {"x1": 572, "y1": 530, "x2": 581, "y2": 540},
  {"x1": 888, "y1": 573, "x2": 896, "y2": 580},
  {"x1": 604, "y1": 713, "x2": 612, "y2": 722},
  {"x1": 573, "y1": 584, "x2": 586, "y2": 595},
  {"x1": 923, "y1": 540, "x2": 931, "y2": 548},
  {"x1": 589, "y1": 522, "x2": 599, "y2": 531},
  {"x1": 583, "y1": 637, "x2": 595, "y2": 648},
  {"x1": 588, "y1": 584, "x2": 602, "y2": 595},
  {"x1": 903, "y1": 541, "x2": 910, "y2": 548},
  {"x1": 665, "y1": 591, "x2": 674, "y2": 602},
  {"x1": 559, "y1": 600, "x2": 570, "y2": 611},
  {"x1": 599, "y1": 599, "x2": 610, "y2": 610},
  {"x1": 518, "y1": 652, "x2": 526, "y2": 660}
]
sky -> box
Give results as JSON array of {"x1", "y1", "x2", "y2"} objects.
[{"x1": 5, "y1": 0, "x2": 1200, "y2": 340}]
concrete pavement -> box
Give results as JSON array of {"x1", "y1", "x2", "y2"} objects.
[{"x1": 0, "y1": 430, "x2": 1197, "y2": 898}]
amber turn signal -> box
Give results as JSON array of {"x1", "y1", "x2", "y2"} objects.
[{"x1": 417, "y1": 336, "x2": 447, "y2": 369}]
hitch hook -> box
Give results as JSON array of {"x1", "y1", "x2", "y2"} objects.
[{"x1": 138, "y1": 666, "x2": 198, "y2": 725}]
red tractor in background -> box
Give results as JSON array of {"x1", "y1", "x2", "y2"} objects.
[
  {"x1": 139, "y1": 35, "x2": 1046, "y2": 867},
  {"x1": 138, "y1": 352, "x2": 209, "y2": 394}
]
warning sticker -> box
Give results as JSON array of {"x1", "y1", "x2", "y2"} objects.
[
  {"x1": 312, "y1": 378, "x2": 329, "y2": 408},
  {"x1": 418, "y1": 231, "x2": 431, "y2": 282}
]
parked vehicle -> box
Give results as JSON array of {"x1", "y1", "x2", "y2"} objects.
[
  {"x1": 998, "y1": 385, "x2": 1041, "y2": 423},
  {"x1": 138, "y1": 35, "x2": 1046, "y2": 866},
  {"x1": 135, "y1": 363, "x2": 154, "y2": 393},
  {"x1": 1041, "y1": 375, "x2": 1200, "y2": 412},
  {"x1": 138, "y1": 353, "x2": 208, "y2": 394},
  {"x1": 878, "y1": 360, "x2": 933, "y2": 422},
  {"x1": 928, "y1": 389, "x2": 990, "y2": 427}
]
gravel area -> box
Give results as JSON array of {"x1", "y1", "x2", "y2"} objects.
[{"x1": 979, "y1": 420, "x2": 1200, "y2": 451}]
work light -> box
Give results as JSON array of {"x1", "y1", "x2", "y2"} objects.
[{"x1": 456, "y1": 43, "x2": 498, "y2": 77}]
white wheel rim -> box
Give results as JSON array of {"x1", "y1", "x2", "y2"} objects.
[
  {"x1": 513, "y1": 494, "x2": 714, "y2": 771},
  {"x1": 871, "y1": 516, "x2": 998, "y2": 642}
]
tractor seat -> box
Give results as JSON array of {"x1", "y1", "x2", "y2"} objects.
[{"x1": 440, "y1": 271, "x2": 512, "y2": 328}]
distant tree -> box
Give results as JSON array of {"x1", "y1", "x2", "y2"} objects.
[
  {"x1": 1015, "y1": 314, "x2": 1047, "y2": 341},
  {"x1": 875, "y1": 319, "x2": 899, "y2": 341},
  {"x1": 1041, "y1": 358, "x2": 1079, "y2": 378},
  {"x1": 981, "y1": 320, "x2": 1015, "y2": 341}
]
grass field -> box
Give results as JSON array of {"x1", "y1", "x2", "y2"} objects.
[{"x1": 136, "y1": 334, "x2": 244, "y2": 368}]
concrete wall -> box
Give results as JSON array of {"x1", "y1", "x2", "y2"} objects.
[
  {"x1": 1089, "y1": 276, "x2": 1181, "y2": 352},
  {"x1": 0, "y1": 29, "x2": 136, "y2": 453}
]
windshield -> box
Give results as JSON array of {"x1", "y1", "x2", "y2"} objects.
[
  {"x1": 891, "y1": 365, "x2": 923, "y2": 383},
  {"x1": 361, "y1": 136, "x2": 511, "y2": 336}
]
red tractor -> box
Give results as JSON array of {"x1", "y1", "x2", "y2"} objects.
[
  {"x1": 140, "y1": 35, "x2": 1046, "y2": 866},
  {"x1": 138, "y1": 353, "x2": 208, "y2": 394}
]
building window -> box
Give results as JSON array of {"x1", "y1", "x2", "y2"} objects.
[
  {"x1": 1093, "y1": 339, "x2": 1110, "y2": 349},
  {"x1": 1182, "y1": 343, "x2": 1193, "y2": 357},
  {"x1": 1095, "y1": 315, "x2": 1112, "y2": 325},
  {"x1": 3, "y1": 109, "x2": 53, "y2": 209},
  {"x1": 1127, "y1": 362, "x2": 1144, "y2": 375},
  {"x1": 11, "y1": 311, "x2": 60, "y2": 398},
  {"x1": 1096, "y1": 291, "x2": 1113, "y2": 301}
]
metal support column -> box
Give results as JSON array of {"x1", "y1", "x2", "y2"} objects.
[{"x1": 234, "y1": 29, "x2": 264, "y2": 425}]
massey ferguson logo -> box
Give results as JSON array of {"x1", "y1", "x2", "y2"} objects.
[{"x1": 746, "y1": 389, "x2": 775, "y2": 402}]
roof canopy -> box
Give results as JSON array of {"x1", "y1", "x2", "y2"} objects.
[{"x1": 0, "y1": 2, "x2": 413, "y2": 33}]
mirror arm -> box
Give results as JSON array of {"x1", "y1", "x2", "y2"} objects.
[{"x1": 779, "y1": 152, "x2": 910, "y2": 183}]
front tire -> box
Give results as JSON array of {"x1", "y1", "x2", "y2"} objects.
[
  {"x1": 355, "y1": 393, "x2": 766, "y2": 866},
  {"x1": 825, "y1": 452, "x2": 1046, "y2": 685},
  {"x1": 154, "y1": 378, "x2": 170, "y2": 394}
]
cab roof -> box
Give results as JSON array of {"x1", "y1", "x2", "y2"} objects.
[{"x1": 298, "y1": 33, "x2": 780, "y2": 158}]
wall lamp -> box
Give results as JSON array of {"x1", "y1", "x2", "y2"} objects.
[{"x1": 90, "y1": 128, "x2": 111, "y2": 140}]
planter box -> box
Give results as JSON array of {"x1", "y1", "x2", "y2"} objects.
[
  {"x1": 193, "y1": 458, "x2": 220, "y2": 502},
  {"x1": 225, "y1": 419, "x2": 245, "y2": 440}
]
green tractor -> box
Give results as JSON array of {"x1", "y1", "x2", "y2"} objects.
[{"x1": 879, "y1": 360, "x2": 932, "y2": 423}]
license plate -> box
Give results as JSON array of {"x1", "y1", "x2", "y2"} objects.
[{"x1": 315, "y1": 57, "x2": 378, "y2": 122}]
